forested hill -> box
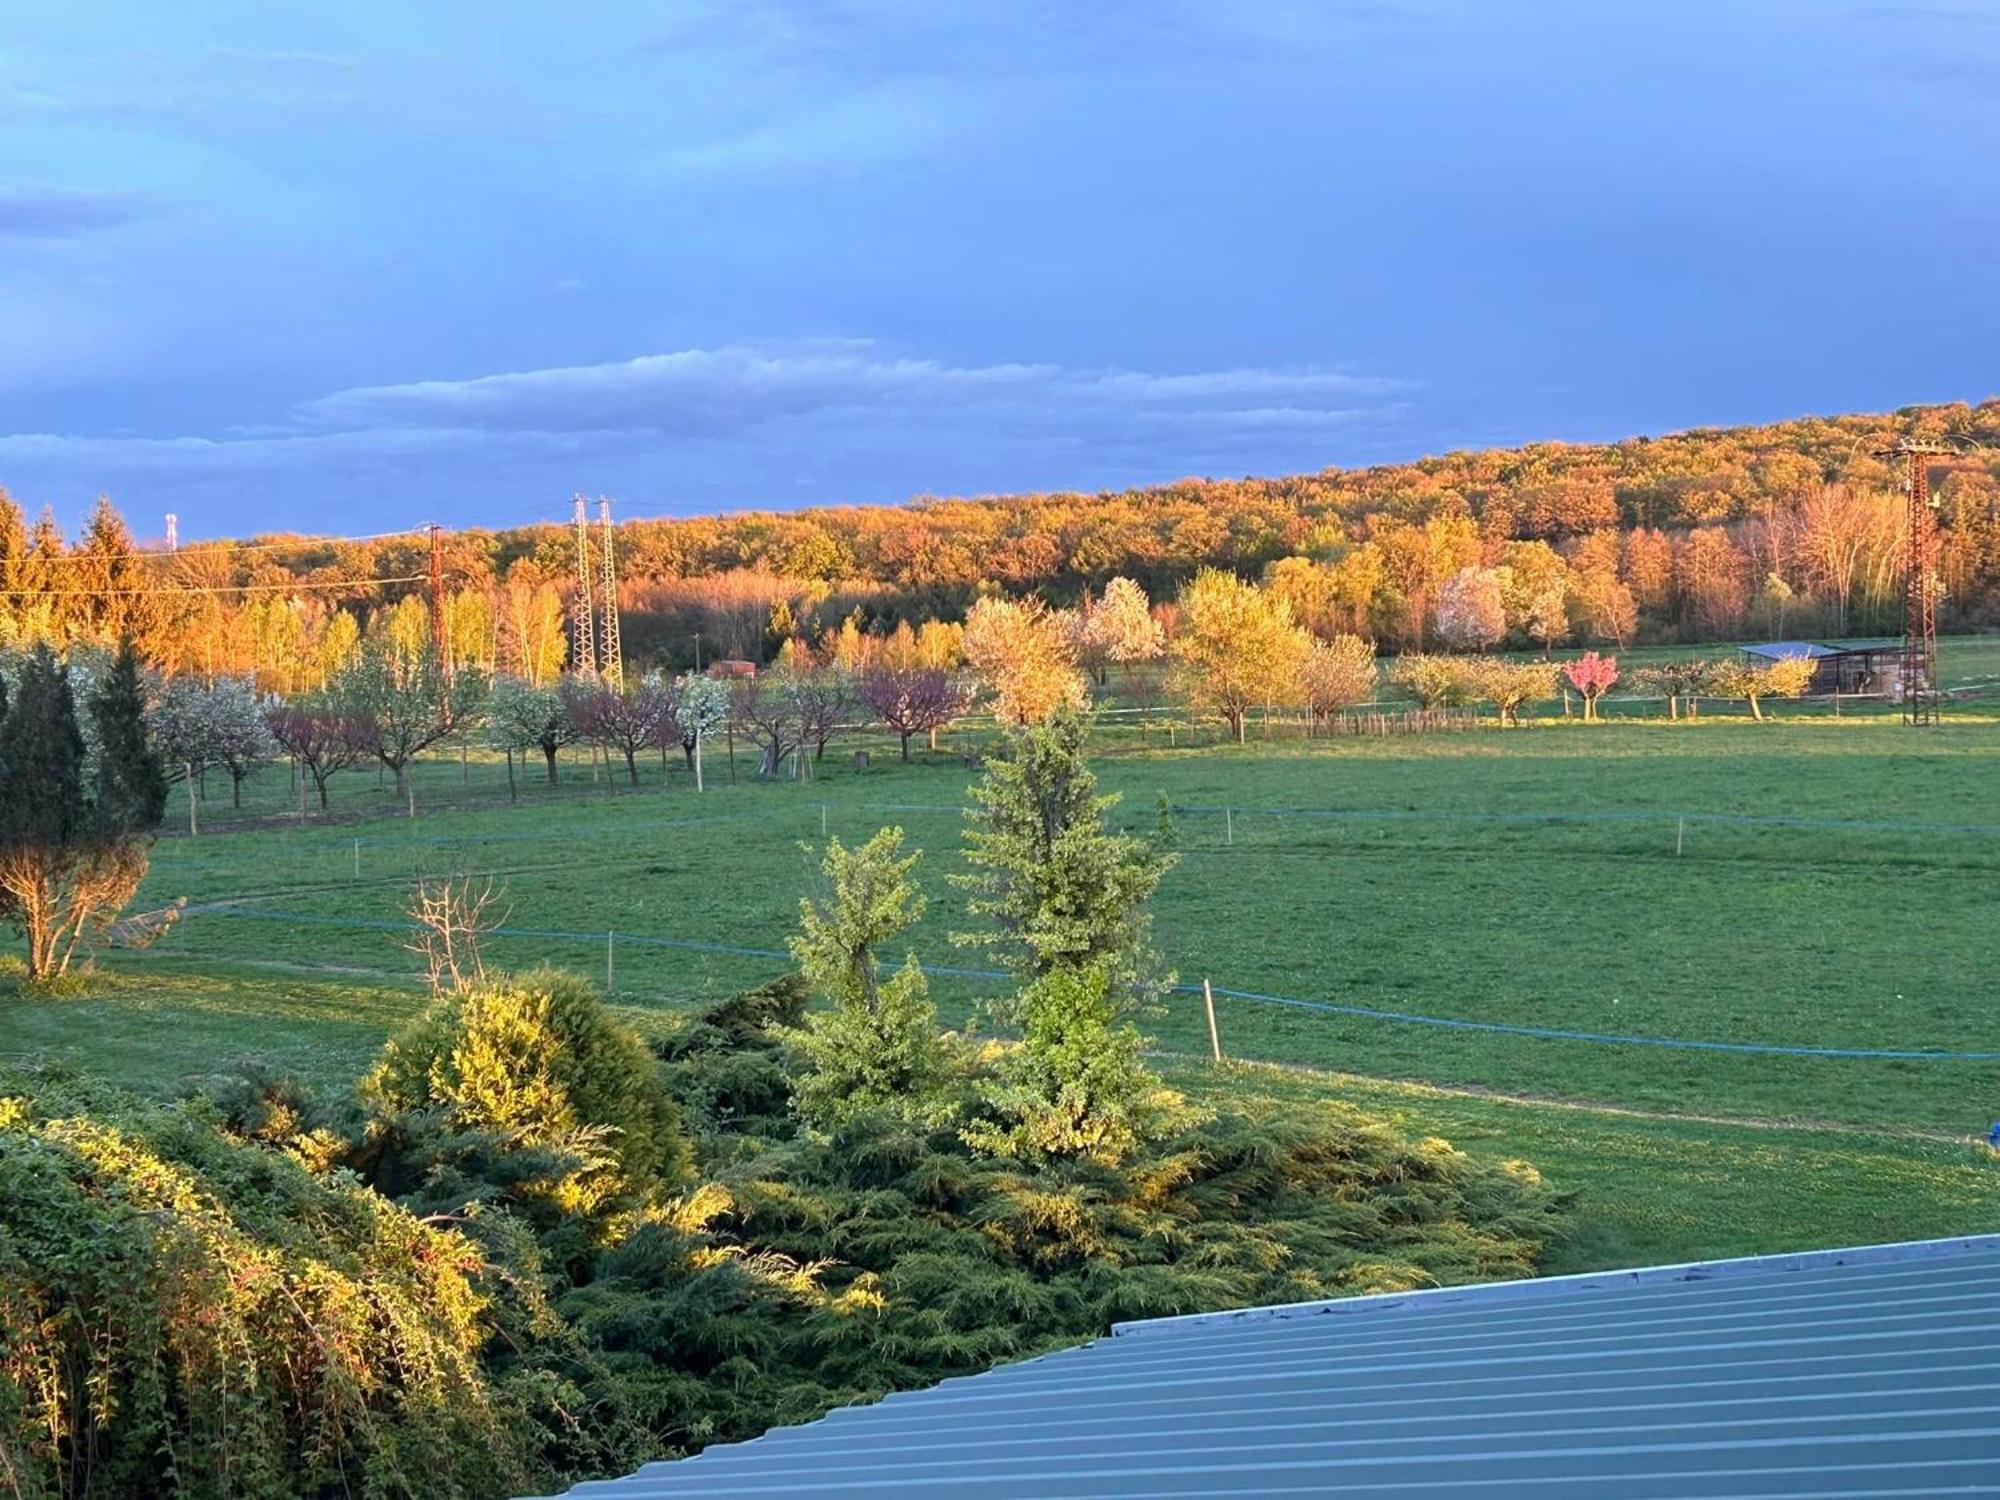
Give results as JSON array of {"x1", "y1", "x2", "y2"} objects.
[{"x1": 5, "y1": 400, "x2": 1999, "y2": 678}]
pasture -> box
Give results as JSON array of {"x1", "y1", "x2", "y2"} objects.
[{"x1": 4, "y1": 697, "x2": 1998, "y2": 1274}]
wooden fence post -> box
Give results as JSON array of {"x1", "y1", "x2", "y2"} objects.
[{"x1": 1203, "y1": 979, "x2": 1223, "y2": 1063}]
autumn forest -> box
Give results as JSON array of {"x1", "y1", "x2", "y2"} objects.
[{"x1": 5, "y1": 401, "x2": 1999, "y2": 689}]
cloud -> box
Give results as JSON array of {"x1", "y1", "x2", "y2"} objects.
[
  {"x1": 297, "y1": 341, "x2": 1408, "y2": 440},
  {"x1": 0, "y1": 187, "x2": 155, "y2": 238},
  {"x1": 0, "y1": 340, "x2": 1414, "y2": 523}
]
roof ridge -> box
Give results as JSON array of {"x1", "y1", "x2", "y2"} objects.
[{"x1": 1110, "y1": 1234, "x2": 2000, "y2": 1338}]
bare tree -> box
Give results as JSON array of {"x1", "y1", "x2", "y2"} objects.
[{"x1": 403, "y1": 874, "x2": 510, "y2": 995}]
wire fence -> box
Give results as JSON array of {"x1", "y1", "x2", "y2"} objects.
[{"x1": 181, "y1": 904, "x2": 2000, "y2": 1064}]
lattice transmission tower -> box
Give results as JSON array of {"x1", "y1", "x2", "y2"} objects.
[
  {"x1": 597, "y1": 497, "x2": 624, "y2": 689},
  {"x1": 570, "y1": 494, "x2": 597, "y2": 677},
  {"x1": 1874, "y1": 439, "x2": 1954, "y2": 727}
]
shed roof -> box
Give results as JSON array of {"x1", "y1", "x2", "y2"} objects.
[
  {"x1": 537, "y1": 1234, "x2": 2000, "y2": 1499},
  {"x1": 1741, "y1": 640, "x2": 1839, "y2": 659}
]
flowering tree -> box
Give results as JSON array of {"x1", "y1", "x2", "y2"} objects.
[
  {"x1": 1634, "y1": 658, "x2": 1711, "y2": 719},
  {"x1": 206, "y1": 677, "x2": 277, "y2": 808},
  {"x1": 1703, "y1": 656, "x2": 1814, "y2": 722},
  {"x1": 332, "y1": 643, "x2": 487, "y2": 816},
  {"x1": 484, "y1": 677, "x2": 576, "y2": 786},
  {"x1": 731, "y1": 670, "x2": 809, "y2": 779},
  {"x1": 564, "y1": 674, "x2": 671, "y2": 785},
  {"x1": 146, "y1": 675, "x2": 274, "y2": 828},
  {"x1": 1297, "y1": 635, "x2": 1376, "y2": 731},
  {"x1": 266, "y1": 697, "x2": 369, "y2": 811},
  {"x1": 1171, "y1": 569, "x2": 1308, "y2": 743},
  {"x1": 962, "y1": 596, "x2": 1086, "y2": 725},
  {"x1": 793, "y1": 668, "x2": 857, "y2": 763},
  {"x1": 1473, "y1": 659, "x2": 1559, "y2": 726},
  {"x1": 1562, "y1": 651, "x2": 1619, "y2": 721},
  {"x1": 1078, "y1": 577, "x2": 1165, "y2": 689},
  {"x1": 1434, "y1": 567, "x2": 1507, "y2": 652},
  {"x1": 1387, "y1": 653, "x2": 1478, "y2": 709},
  {"x1": 859, "y1": 666, "x2": 967, "y2": 760},
  {"x1": 666, "y1": 672, "x2": 730, "y2": 791}
]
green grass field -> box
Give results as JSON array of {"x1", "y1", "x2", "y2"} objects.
[{"x1": 3, "y1": 686, "x2": 1997, "y2": 1277}]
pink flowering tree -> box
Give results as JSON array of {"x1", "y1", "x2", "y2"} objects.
[{"x1": 1562, "y1": 651, "x2": 1619, "y2": 722}]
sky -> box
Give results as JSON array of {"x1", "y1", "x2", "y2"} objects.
[{"x1": 1, "y1": 1, "x2": 1997, "y2": 541}]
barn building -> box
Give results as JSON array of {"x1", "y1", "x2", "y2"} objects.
[{"x1": 532, "y1": 1233, "x2": 2000, "y2": 1499}]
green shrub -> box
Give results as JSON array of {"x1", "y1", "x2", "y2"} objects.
[
  {"x1": 0, "y1": 1069, "x2": 525, "y2": 1499},
  {"x1": 362, "y1": 967, "x2": 690, "y2": 1235},
  {"x1": 961, "y1": 961, "x2": 1198, "y2": 1166},
  {"x1": 775, "y1": 829, "x2": 960, "y2": 1132}
]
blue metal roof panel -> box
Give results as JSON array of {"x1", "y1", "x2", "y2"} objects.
[
  {"x1": 1741, "y1": 641, "x2": 1837, "y2": 659},
  {"x1": 535, "y1": 1235, "x2": 2000, "y2": 1499}
]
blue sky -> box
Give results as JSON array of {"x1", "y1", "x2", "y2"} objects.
[{"x1": 1, "y1": 1, "x2": 1996, "y2": 539}]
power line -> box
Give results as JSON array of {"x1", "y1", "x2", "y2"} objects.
[
  {"x1": 23, "y1": 574, "x2": 427, "y2": 598},
  {"x1": 20, "y1": 529, "x2": 426, "y2": 566}
]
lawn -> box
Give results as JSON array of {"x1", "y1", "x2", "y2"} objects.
[{"x1": 3, "y1": 698, "x2": 1997, "y2": 1275}]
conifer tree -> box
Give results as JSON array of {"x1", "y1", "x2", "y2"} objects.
[
  {"x1": 777, "y1": 827, "x2": 954, "y2": 1131},
  {"x1": 89, "y1": 639, "x2": 167, "y2": 834},
  {"x1": 951, "y1": 710, "x2": 1173, "y2": 998},
  {"x1": 953, "y1": 715, "x2": 1188, "y2": 1164},
  {"x1": 0, "y1": 645, "x2": 86, "y2": 848}
]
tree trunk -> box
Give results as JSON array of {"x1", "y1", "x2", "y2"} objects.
[
  {"x1": 624, "y1": 746, "x2": 640, "y2": 785},
  {"x1": 314, "y1": 766, "x2": 332, "y2": 809},
  {"x1": 543, "y1": 745, "x2": 560, "y2": 785},
  {"x1": 694, "y1": 735, "x2": 705, "y2": 793},
  {"x1": 186, "y1": 766, "x2": 199, "y2": 837},
  {"x1": 506, "y1": 748, "x2": 517, "y2": 803},
  {"x1": 900, "y1": 730, "x2": 913, "y2": 761}
]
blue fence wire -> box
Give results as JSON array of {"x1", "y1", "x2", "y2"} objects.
[{"x1": 186, "y1": 905, "x2": 2000, "y2": 1063}]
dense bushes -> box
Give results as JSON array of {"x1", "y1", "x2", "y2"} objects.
[
  {"x1": 361, "y1": 966, "x2": 691, "y2": 1248},
  {"x1": 0, "y1": 970, "x2": 1569, "y2": 1498},
  {"x1": 0, "y1": 1070, "x2": 523, "y2": 1499}
]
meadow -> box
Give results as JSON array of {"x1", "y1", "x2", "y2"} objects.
[{"x1": 4, "y1": 663, "x2": 1996, "y2": 1276}]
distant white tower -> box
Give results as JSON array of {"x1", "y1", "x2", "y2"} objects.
[{"x1": 165, "y1": 513, "x2": 178, "y2": 553}]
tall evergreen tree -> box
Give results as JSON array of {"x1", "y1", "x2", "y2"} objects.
[
  {"x1": 0, "y1": 645, "x2": 86, "y2": 846},
  {"x1": 951, "y1": 710, "x2": 1174, "y2": 998},
  {"x1": 0, "y1": 644, "x2": 159, "y2": 978},
  {"x1": 89, "y1": 639, "x2": 167, "y2": 835},
  {"x1": 75, "y1": 496, "x2": 154, "y2": 647}
]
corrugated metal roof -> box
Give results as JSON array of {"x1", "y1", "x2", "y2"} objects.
[
  {"x1": 1741, "y1": 641, "x2": 1839, "y2": 659},
  {"x1": 539, "y1": 1235, "x2": 2000, "y2": 1498}
]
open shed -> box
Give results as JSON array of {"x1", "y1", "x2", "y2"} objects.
[{"x1": 1741, "y1": 640, "x2": 1909, "y2": 694}]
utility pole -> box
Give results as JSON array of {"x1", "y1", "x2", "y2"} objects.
[
  {"x1": 597, "y1": 497, "x2": 623, "y2": 690},
  {"x1": 571, "y1": 495, "x2": 597, "y2": 678},
  {"x1": 164, "y1": 513, "x2": 178, "y2": 553},
  {"x1": 427, "y1": 522, "x2": 450, "y2": 675}
]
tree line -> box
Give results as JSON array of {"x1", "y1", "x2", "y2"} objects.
[{"x1": 4, "y1": 402, "x2": 1998, "y2": 687}]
